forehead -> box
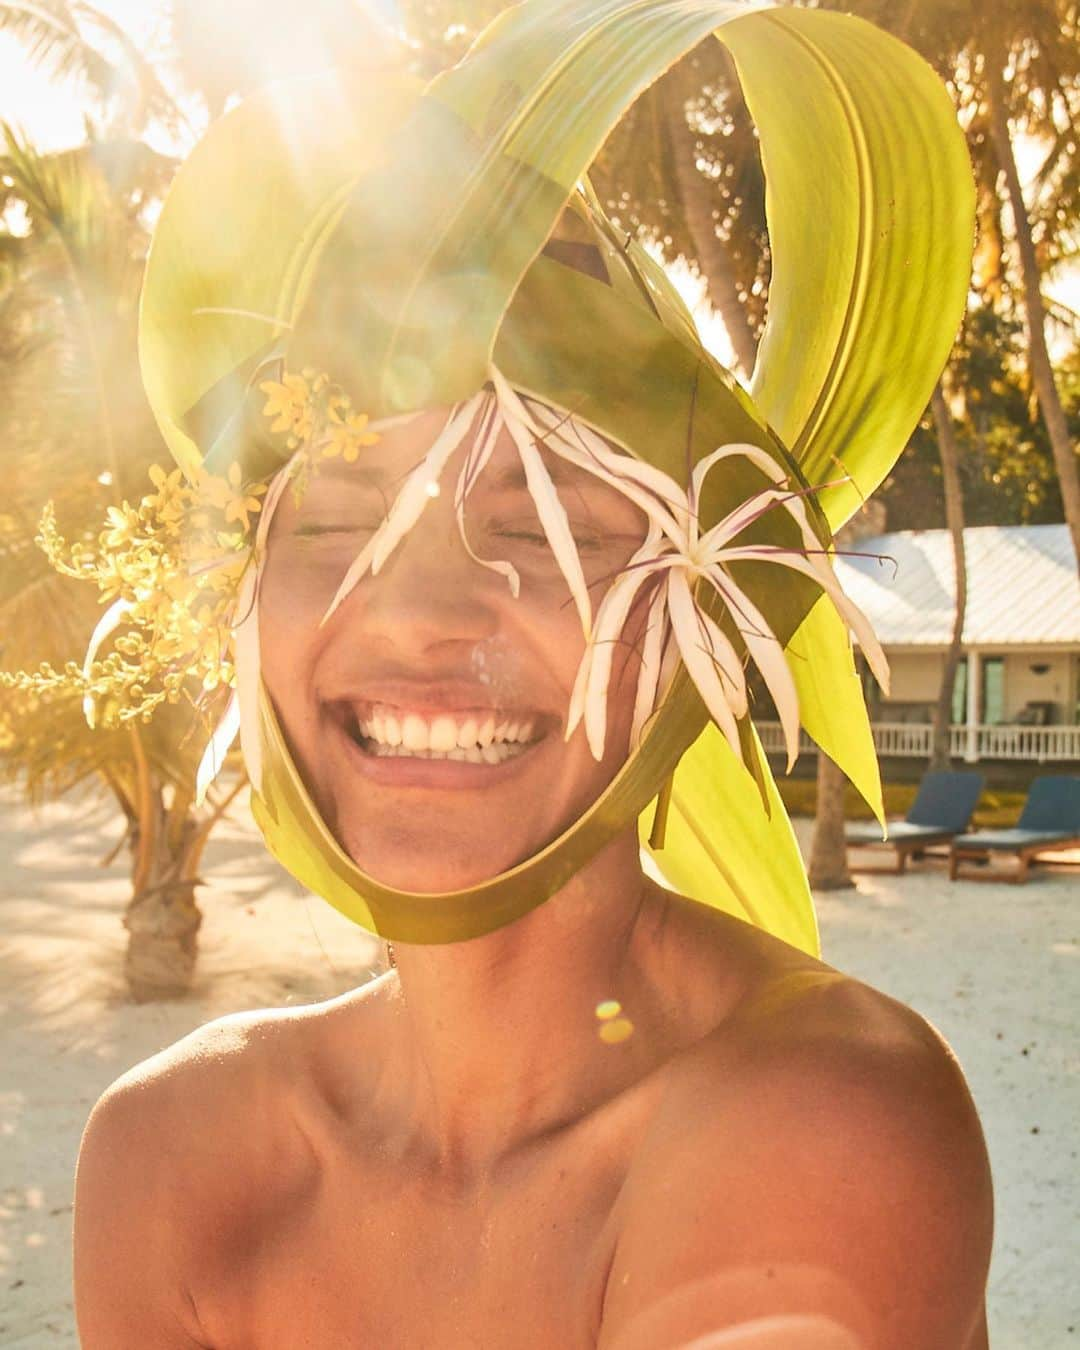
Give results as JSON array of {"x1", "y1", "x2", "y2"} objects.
[{"x1": 308, "y1": 406, "x2": 645, "y2": 528}]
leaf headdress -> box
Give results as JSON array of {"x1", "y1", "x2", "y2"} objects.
[{"x1": 129, "y1": 0, "x2": 973, "y2": 947}]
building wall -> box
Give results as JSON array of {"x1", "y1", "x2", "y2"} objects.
[
  {"x1": 1003, "y1": 651, "x2": 1074, "y2": 722},
  {"x1": 875, "y1": 648, "x2": 1078, "y2": 724},
  {"x1": 878, "y1": 651, "x2": 945, "y2": 714}
]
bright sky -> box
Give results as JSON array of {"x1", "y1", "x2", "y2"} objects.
[
  {"x1": 0, "y1": 1, "x2": 176, "y2": 148},
  {"x1": 0, "y1": 2, "x2": 1073, "y2": 354}
]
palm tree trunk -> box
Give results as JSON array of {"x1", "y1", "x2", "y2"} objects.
[
  {"x1": 929, "y1": 383, "x2": 967, "y2": 771},
  {"x1": 119, "y1": 727, "x2": 246, "y2": 1001},
  {"x1": 122, "y1": 725, "x2": 202, "y2": 1001},
  {"x1": 986, "y1": 59, "x2": 1080, "y2": 571},
  {"x1": 662, "y1": 82, "x2": 759, "y2": 380},
  {"x1": 123, "y1": 809, "x2": 204, "y2": 1003},
  {"x1": 808, "y1": 753, "x2": 853, "y2": 890}
]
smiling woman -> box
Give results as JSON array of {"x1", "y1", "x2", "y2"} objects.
[
  {"x1": 259, "y1": 399, "x2": 654, "y2": 895},
  {"x1": 67, "y1": 2, "x2": 994, "y2": 1347}
]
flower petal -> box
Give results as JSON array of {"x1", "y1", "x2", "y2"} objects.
[
  {"x1": 709, "y1": 568, "x2": 801, "y2": 771},
  {"x1": 370, "y1": 392, "x2": 485, "y2": 576},
  {"x1": 454, "y1": 395, "x2": 521, "y2": 598},
  {"x1": 666, "y1": 569, "x2": 745, "y2": 759},
  {"x1": 195, "y1": 691, "x2": 240, "y2": 806},
  {"x1": 629, "y1": 579, "x2": 670, "y2": 749},
  {"x1": 578, "y1": 557, "x2": 666, "y2": 760},
  {"x1": 700, "y1": 484, "x2": 798, "y2": 554},
  {"x1": 689, "y1": 440, "x2": 788, "y2": 523},
  {"x1": 719, "y1": 545, "x2": 890, "y2": 694},
  {"x1": 232, "y1": 560, "x2": 263, "y2": 792},
  {"x1": 524, "y1": 395, "x2": 691, "y2": 547},
  {"x1": 82, "y1": 597, "x2": 132, "y2": 728},
  {"x1": 517, "y1": 434, "x2": 593, "y2": 635},
  {"x1": 564, "y1": 521, "x2": 667, "y2": 745}
]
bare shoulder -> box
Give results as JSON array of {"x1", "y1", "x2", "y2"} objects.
[
  {"x1": 73, "y1": 1003, "x2": 337, "y2": 1347},
  {"x1": 602, "y1": 952, "x2": 993, "y2": 1350},
  {"x1": 79, "y1": 1004, "x2": 310, "y2": 1167}
]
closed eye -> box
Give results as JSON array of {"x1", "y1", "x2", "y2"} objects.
[
  {"x1": 494, "y1": 525, "x2": 606, "y2": 551},
  {"x1": 293, "y1": 522, "x2": 380, "y2": 538}
]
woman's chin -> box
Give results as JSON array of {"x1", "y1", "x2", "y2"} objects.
[{"x1": 339, "y1": 838, "x2": 522, "y2": 895}]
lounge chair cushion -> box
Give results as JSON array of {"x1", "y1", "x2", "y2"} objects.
[
  {"x1": 845, "y1": 770, "x2": 984, "y2": 848},
  {"x1": 951, "y1": 827, "x2": 1078, "y2": 853},
  {"x1": 845, "y1": 820, "x2": 954, "y2": 846},
  {"x1": 952, "y1": 777, "x2": 1080, "y2": 854}
]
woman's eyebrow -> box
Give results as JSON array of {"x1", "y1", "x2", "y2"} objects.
[
  {"x1": 313, "y1": 461, "x2": 386, "y2": 486},
  {"x1": 485, "y1": 458, "x2": 583, "y2": 493}
]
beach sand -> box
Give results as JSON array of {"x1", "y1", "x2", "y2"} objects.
[{"x1": 1, "y1": 791, "x2": 1076, "y2": 1347}]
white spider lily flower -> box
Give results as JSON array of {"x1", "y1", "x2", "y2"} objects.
[
  {"x1": 82, "y1": 597, "x2": 133, "y2": 728},
  {"x1": 318, "y1": 393, "x2": 485, "y2": 626},
  {"x1": 516, "y1": 413, "x2": 887, "y2": 771}
]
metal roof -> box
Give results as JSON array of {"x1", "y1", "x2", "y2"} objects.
[{"x1": 833, "y1": 524, "x2": 1080, "y2": 647}]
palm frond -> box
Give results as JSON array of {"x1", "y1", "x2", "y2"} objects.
[
  {"x1": 72, "y1": 1, "x2": 188, "y2": 136},
  {"x1": 0, "y1": 0, "x2": 115, "y2": 101}
]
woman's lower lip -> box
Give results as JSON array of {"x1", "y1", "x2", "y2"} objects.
[{"x1": 334, "y1": 721, "x2": 547, "y2": 788}]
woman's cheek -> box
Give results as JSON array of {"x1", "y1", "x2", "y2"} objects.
[{"x1": 262, "y1": 539, "x2": 366, "y2": 621}]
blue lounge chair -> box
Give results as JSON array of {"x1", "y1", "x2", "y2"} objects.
[
  {"x1": 845, "y1": 770, "x2": 984, "y2": 874},
  {"x1": 949, "y1": 775, "x2": 1080, "y2": 883}
]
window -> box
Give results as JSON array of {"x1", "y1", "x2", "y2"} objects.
[
  {"x1": 982, "y1": 656, "x2": 1005, "y2": 726},
  {"x1": 951, "y1": 657, "x2": 967, "y2": 724}
]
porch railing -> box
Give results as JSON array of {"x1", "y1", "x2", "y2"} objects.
[{"x1": 756, "y1": 721, "x2": 1080, "y2": 763}]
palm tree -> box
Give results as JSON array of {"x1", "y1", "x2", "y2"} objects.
[
  {"x1": 0, "y1": 126, "x2": 243, "y2": 1000},
  {"x1": 984, "y1": 43, "x2": 1080, "y2": 568},
  {"x1": 393, "y1": 5, "x2": 769, "y2": 378},
  {"x1": 0, "y1": 0, "x2": 185, "y2": 138},
  {"x1": 929, "y1": 381, "x2": 968, "y2": 770},
  {"x1": 591, "y1": 51, "x2": 766, "y2": 380},
  {"x1": 807, "y1": 754, "x2": 853, "y2": 890},
  {"x1": 815, "y1": 0, "x2": 1080, "y2": 569}
]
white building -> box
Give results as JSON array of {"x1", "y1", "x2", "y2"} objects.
[{"x1": 762, "y1": 523, "x2": 1080, "y2": 764}]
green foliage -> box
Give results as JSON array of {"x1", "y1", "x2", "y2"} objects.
[
  {"x1": 142, "y1": 1, "x2": 973, "y2": 951},
  {"x1": 0, "y1": 125, "x2": 231, "y2": 807},
  {"x1": 880, "y1": 306, "x2": 1071, "y2": 530}
]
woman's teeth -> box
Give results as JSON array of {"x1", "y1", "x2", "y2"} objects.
[{"x1": 350, "y1": 709, "x2": 536, "y2": 764}]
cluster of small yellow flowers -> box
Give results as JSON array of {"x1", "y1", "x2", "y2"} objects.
[
  {"x1": 258, "y1": 367, "x2": 379, "y2": 492},
  {"x1": 0, "y1": 369, "x2": 380, "y2": 736},
  {"x1": 0, "y1": 462, "x2": 265, "y2": 728}
]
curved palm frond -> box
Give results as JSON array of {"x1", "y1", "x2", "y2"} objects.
[
  {"x1": 0, "y1": 0, "x2": 114, "y2": 94},
  {"x1": 0, "y1": 0, "x2": 186, "y2": 137}
]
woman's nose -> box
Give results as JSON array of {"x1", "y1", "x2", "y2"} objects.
[{"x1": 341, "y1": 501, "x2": 500, "y2": 656}]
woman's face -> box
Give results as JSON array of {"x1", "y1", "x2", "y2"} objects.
[{"x1": 259, "y1": 407, "x2": 649, "y2": 893}]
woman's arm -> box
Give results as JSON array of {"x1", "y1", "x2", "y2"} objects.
[{"x1": 74, "y1": 1081, "x2": 212, "y2": 1348}]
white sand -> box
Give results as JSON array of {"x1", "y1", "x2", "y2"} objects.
[{"x1": 1, "y1": 793, "x2": 1076, "y2": 1348}]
